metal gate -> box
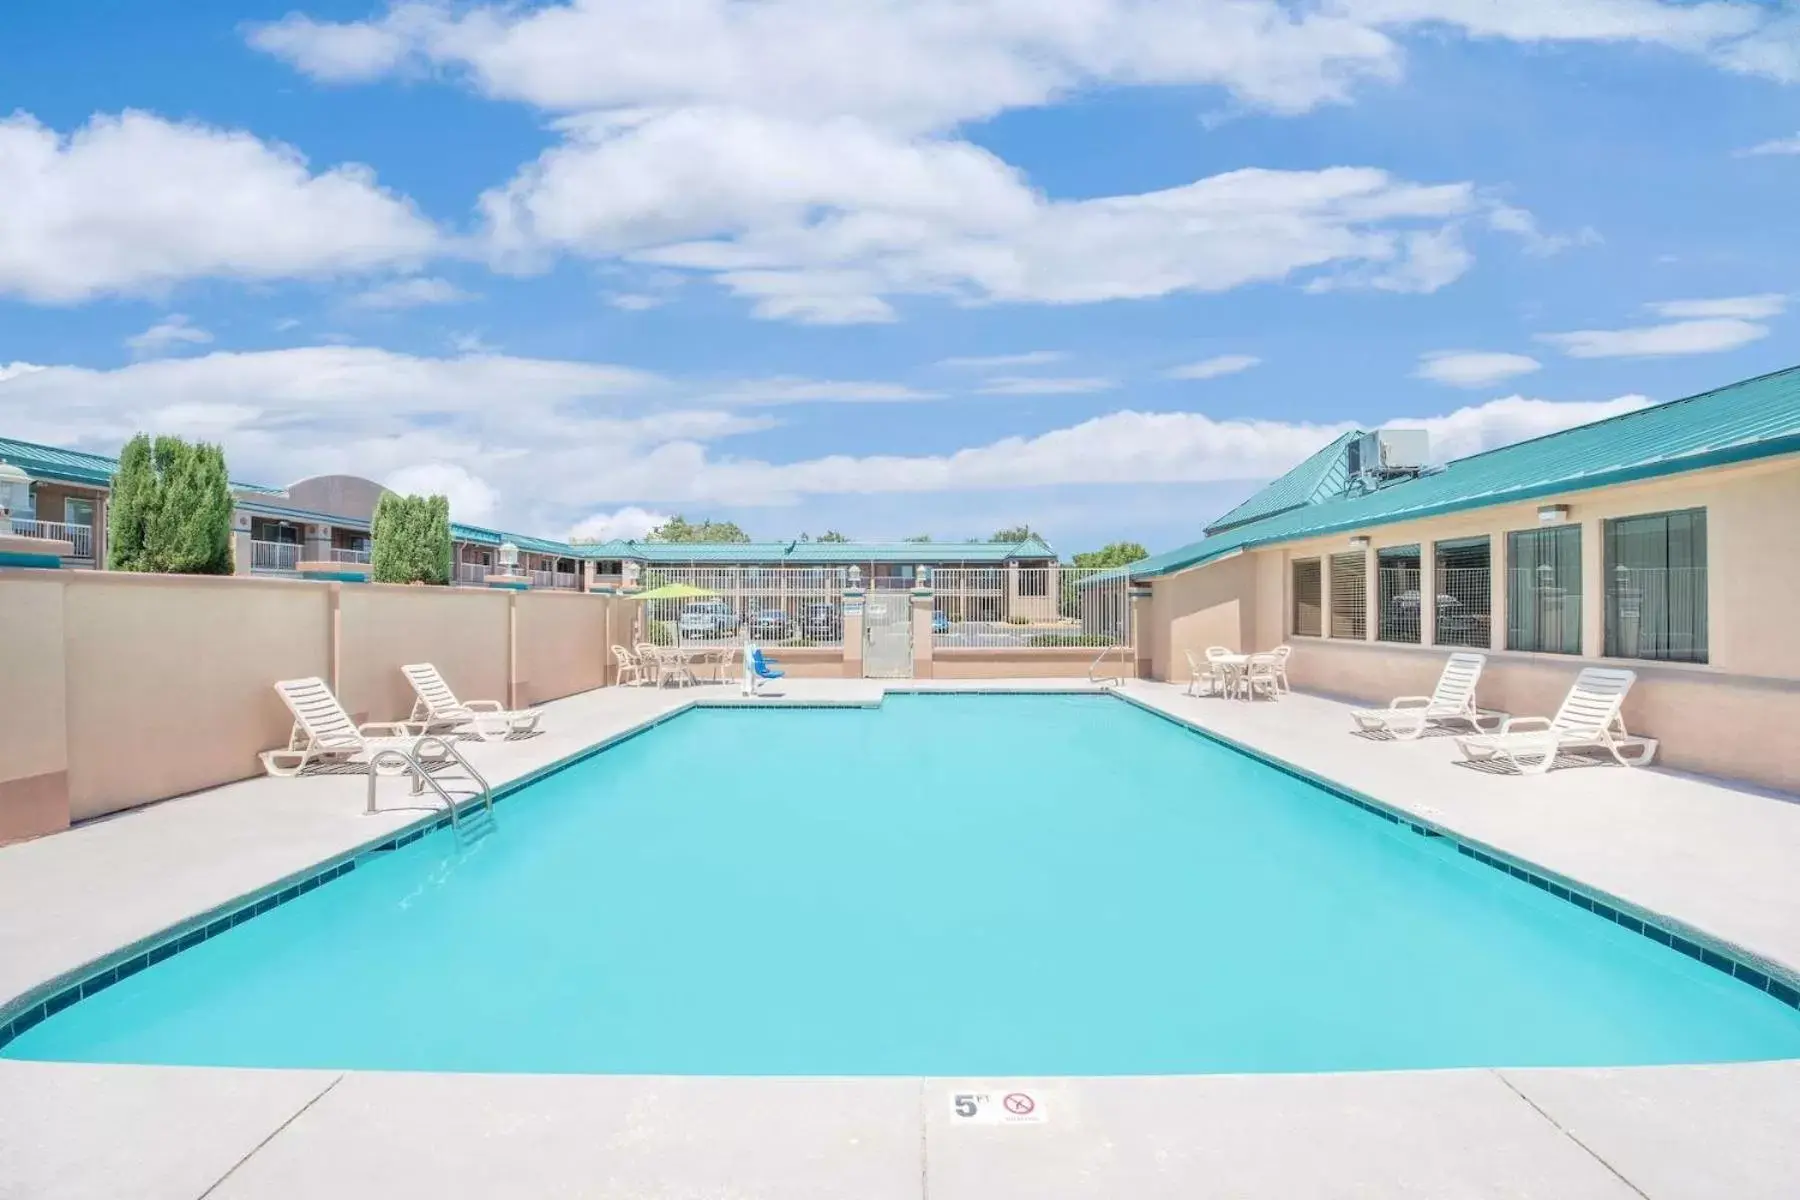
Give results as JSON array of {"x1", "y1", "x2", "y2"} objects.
[{"x1": 862, "y1": 593, "x2": 913, "y2": 678}]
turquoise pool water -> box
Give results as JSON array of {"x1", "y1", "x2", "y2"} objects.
[{"x1": 9, "y1": 694, "x2": 1800, "y2": 1074}]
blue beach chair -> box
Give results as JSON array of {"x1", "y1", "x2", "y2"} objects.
[{"x1": 746, "y1": 646, "x2": 786, "y2": 695}]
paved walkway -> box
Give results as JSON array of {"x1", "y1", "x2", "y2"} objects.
[
  {"x1": 1118, "y1": 680, "x2": 1800, "y2": 981},
  {"x1": 4, "y1": 677, "x2": 1799, "y2": 1198}
]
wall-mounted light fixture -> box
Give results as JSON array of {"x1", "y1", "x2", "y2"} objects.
[
  {"x1": 1349, "y1": 535, "x2": 1371, "y2": 548},
  {"x1": 1538, "y1": 504, "x2": 1571, "y2": 524}
]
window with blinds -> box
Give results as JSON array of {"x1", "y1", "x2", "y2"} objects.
[
  {"x1": 1292, "y1": 558, "x2": 1322, "y2": 636},
  {"x1": 1329, "y1": 551, "x2": 1367, "y2": 639},
  {"x1": 1605, "y1": 508, "x2": 1707, "y2": 663},
  {"x1": 1507, "y1": 525, "x2": 1582, "y2": 654}
]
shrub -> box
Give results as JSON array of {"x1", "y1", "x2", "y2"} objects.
[
  {"x1": 107, "y1": 434, "x2": 233, "y2": 574},
  {"x1": 645, "y1": 620, "x2": 675, "y2": 646},
  {"x1": 1006, "y1": 615, "x2": 1031, "y2": 625},
  {"x1": 1026, "y1": 633, "x2": 1115, "y2": 648},
  {"x1": 371, "y1": 492, "x2": 452, "y2": 585}
]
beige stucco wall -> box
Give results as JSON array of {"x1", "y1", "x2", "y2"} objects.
[
  {"x1": 930, "y1": 647, "x2": 1108, "y2": 678},
  {"x1": 62, "y1": 573, "x2": 332, "y2": 821},
  {"x1": 0, "y1": 577, "x2": 71, "y2": 840},
  {"x1": 1144, "y1": 454, "x2": 1800, "y2": 792},
  {"x1": 1149, "y1": 550, "x2": 1259, "y2": 682},
  {"x1": 337, "y1": 584, "x2": 510, "y2": 724},
  {"x1": 515, "y1": 591, "x2": 613, "y2": 705}
]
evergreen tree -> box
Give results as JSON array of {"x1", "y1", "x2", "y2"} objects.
[
  {"x1": 371, "y1": 492, "x2": 452, "y2": 584},
  {"x1": 107, "y1": 434, "x2": 233, "y2": 574}
]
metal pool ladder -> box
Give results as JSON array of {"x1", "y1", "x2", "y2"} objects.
[{"x1": 365, "y1": 737, "x2": 497, "y2": 843}]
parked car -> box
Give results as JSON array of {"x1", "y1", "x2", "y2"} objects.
[
  {"x1": 931, "y1": 610, "x2": 950, "y2": 634},
  {"x1": 748, "y1": 608, "x2": 793, "y2": 639},
  {"x1": 802, "y1": 603, "x2": 842, "y2": 639},
  {"x1": 677, "y1": 599, "x2": 739, "y2": 639}
]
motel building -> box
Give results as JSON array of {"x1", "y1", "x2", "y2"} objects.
[
  {"x1": 0, "y1": 435, "x2": 1061, "y2": 603},
  {"x1": 1120, "y1": 363, "x2": 1800, "y2": 795}
]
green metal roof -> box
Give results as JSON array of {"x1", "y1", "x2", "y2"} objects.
[
  {"x1": 0, "y1": 434, "x2": 283, "y2": 494},
  {"x1": 1133, "y1": 363, "x2": 1800, "y2": 581},
  {"x1": 1203, "y1": 429, "x2": 1362, "y2": 535}
]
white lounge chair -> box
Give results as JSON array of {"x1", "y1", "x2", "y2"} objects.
[
  {"x1": 261, "y1": 677, "x2": 446, "y2": 777},
  {"x1": 1350, "y1": 652, "x2": 1493, "y2": 740},
  {"x1": 403, "y1": 663, "x2": 541, "y2": 741},
  {"x1": 615, "y1": 644, "x2": 651, "y2": 690},
  {"x1": 1455, "y1": 667, "x2": 1657, "y2": 775}
]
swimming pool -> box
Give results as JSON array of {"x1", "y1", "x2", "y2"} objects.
[{"x1": 7, "y1": 693, "x2": 1800, "y2": 1074}]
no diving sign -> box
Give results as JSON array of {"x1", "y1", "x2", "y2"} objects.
[{"x1": 949, "y1": 1089, "x2": 1048, "y2": 1125}]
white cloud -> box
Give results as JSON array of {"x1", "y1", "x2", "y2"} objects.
[
  {"x1": 975, "y1": 376, "x2": 1115, "y2": 396},
  {"x1": 568, "y1": 506, "x2": 669, "y2": 542},
  {"x1": 1163, "y1": 354, "x2": 1261, "y2": 381},
  {"x1": 705, "y1": 377, "x2": 943, "y2": 405},
  {"x1": 252, "y1": 1, "x2": 1800, "y2": 126},
  {"x1": 124, "y1": 314, "x2": 214, "y2": 358},
  {"x1": 0, "y1": 363, "x2": 46, "y2": 383},
  {"x1": 0, "y1": 110, "x2": 438, "y2": 303},
  {"x1": 1738, "y1": 132, "x2": 1800, "y2": 156},
  {"x1": 351, "y1": 276, "x2": 476, "y2": 309},
  {"x1": 1541, "y1": 319, "x2": 1769, "y2": 358},
  {"x1": 938, "y1": 351, "x2": 1066, "y2": 369},
  {"x1": 481, "y1": 108, "x2": 1495, "y2": 322},
  {"x1": 1414, "y1": 350, "x2": 1542, "y2": 387},
  {"x1": 384, "y1": 462, "x2": 499, "y2": 524},
  {"x1": 1648, "y1": 293, "x2": 1787, "y2": 320},
  {"x1": 606, "y1": 292, "x2": 666, "y2": 310},
  {"x1": 0, "y1": 342, "x2": 1657, "y2": 524}
]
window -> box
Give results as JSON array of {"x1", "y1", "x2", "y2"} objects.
[
  {"x1": 63, "y1": 497, "x2": 96, "y2": 529},
  {"x1": 1434, "y1": 536, "x2": 1492, "y2": 648},
  {"x1": 1329, "y1": 551, "x2": 1367, "y2": 639},
  {"x1": 1291, "y1": 558, "x2": 1322, "y2": 636},
  {"x1": 1377, "y1": 545, "x2": 1421, "y2": 643},
  {"x1": 1605, "y1": 508, "x2": 1707, "y2": 663},
  {"x1": 1507, "y1": 526, "x2": 1581, "y2": 654}
]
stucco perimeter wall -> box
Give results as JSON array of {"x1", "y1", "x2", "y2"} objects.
[
  {"x1": 337, "y1": 585, "x2": 511, "y2": 724},
  {"x1": 514, "y1": 590, "x2": 617, "y2": 704},
  {"x1": 929, "y1": 648, "x2": 1108, "y2": 678},
  {"x1": 0, "y1": 573, "x2": 634, "y2": 843},
  {"x1": 1145, "y1": 455, "x2": 1800, "y2": 792},
  {"x1": 61, "y1": 573, "x2": 333, "y2": 822}
]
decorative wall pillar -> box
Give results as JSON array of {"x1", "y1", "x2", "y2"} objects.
[
  {"x1": 231, "y1": 510, "x2": 253, "y2": 576},
  {"x1": 841, "y1": 586, "x2": 865, "y2": 678},
  {"x1": 1129, "y1": 584, "x2": 1154, "y2": 680},
  {"x1": 909, "y1": 585, "x2": 934, "y2": 680},
  {"x1": 1419, "y1": 540, "x2": 1436, "y2": 647}
]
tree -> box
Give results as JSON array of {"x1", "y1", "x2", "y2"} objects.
[
  {"x1": 816, "y1": 530, "x2": 850, "y2": 542},
  {"x1": 371, "y1": 492, "x2": 452, "y2": 584},
  {"x1": 1072, "y1": 541, "x2": 1149, "y2": 569},
  {"x1": 646, "y1": 515, "x2": 751, "y2": 543},
  {"x1": 902, "y1": 534, "x2": 932, "y2": 543},
  {"x1": 107, "y1": 434, "x2": 233, "y2": 574},
  {"x1": 990, "y1": 525, "x2": 1040, "y2": 544}
]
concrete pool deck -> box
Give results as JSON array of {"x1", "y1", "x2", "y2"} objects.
[{"x1": 4, "y1": 676, "x2": 1799, "y2": 1197}]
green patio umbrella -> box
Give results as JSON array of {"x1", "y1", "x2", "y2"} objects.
[{"x1": 628, "y1": 581, "x2": 719, "y2": 601}]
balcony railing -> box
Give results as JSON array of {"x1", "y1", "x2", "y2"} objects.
[
  {"x1": 7, "y1": 518, "x2": 94, "y2": 559},
  {"x1": 328, "y1": 548, "x2": 372, "y2": 564},
  {"x1": 249, "y1": 540, "x2": 300, "y2": 572},
  {"x1": 457, "y1": 562, "x2": 491, "y2": 584}
]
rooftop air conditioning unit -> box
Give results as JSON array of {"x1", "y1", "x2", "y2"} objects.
[{"x1": 1350, "y1": 429, "x2": 1429, "y2": 490}]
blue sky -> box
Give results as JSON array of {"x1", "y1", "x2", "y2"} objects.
[{"x1": 1, "y1": 1, "x2": 1797, "y2": 554}]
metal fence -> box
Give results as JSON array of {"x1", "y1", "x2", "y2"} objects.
[
  {"x1": 249, "y1": 540, "x2": 299, "y2": 573},
  {"x1": 638, "y1": 566, "x2": 847, "y2": 647},
  {"x1": 7, "y1": 518, "x2": 94, "y2": 559},
  {"x1": 932, "y1": 566, "x2": 1129, "y2": 648}
]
